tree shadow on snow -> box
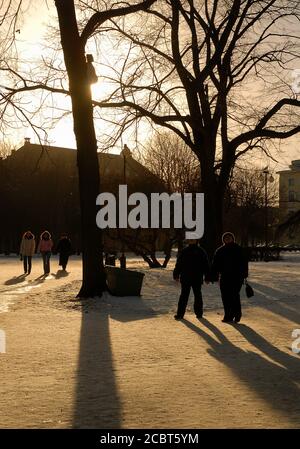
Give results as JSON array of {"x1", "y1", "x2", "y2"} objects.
[
  {"x1": 72, "y1": 306, "x2": 121, "y2": 428},
  {"x1": 72, "y1": 293, "x2": 157, "y2": 428}
]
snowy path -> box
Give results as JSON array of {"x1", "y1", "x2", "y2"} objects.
[
  {"x1": 0, "y1": 255, "x2": 83, "y2": 312},
  {"x1": 0, "y1": 253, "x2": 299, "y2": 428},
  {"x1": 0, "y1": 253, "x2": 299, "y2": 315}
]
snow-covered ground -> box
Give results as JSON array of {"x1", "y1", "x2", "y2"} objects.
[
  {"x1": 1, "y1": 252, "x2": 299, "y2": 315},
  {"x1": 0, "y1": 252, "x2": 299, "y2": 428}
]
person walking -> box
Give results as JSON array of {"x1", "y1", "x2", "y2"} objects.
[
  {"x1": 211, "y1": 232, "x2": 248, "y2": 323},
  {"x1": 173, "y1": 237, "x2": 210, "y2": 320},
  {"x1": 19, "y1": 231, "x2": 36, "y2": 274},
  {"x1": 56, "y1": 233, "x2": 72, "y2": 271},
  {"x1": 37, "y1": 231, "x2": 54, "y2": 275}
]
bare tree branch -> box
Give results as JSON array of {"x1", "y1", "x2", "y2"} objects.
[{"x1": 80, "y1": 0, "x2": 157, "y2": 45}]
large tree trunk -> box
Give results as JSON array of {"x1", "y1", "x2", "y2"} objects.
[
  {"x1": 55, "y1": 0, "x2": 106, "y2": 297},
  {"x1": 200, "y1": 166, "x2": 224, "y2": 260}
]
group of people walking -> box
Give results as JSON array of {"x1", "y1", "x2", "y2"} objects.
[
  {"x1": 19, "y1": 231, "x2": 72, "y2": 275},
  {"x1": 173, "y1": 232, "x2": 249, "y2": 323},
  {"x1": 20, "y1": 228, "x2": 247, "y2": 320}
]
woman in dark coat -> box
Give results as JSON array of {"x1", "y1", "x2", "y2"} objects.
[
  {"x1": 212, "y1": 232, "x2": 248, "y2": 323},
  {"x1": 56, "y1": 234, "x2": 72, "y2": 271},
  {"x1": 173, "y1": 238, "x2": 210, "y2": 320}
]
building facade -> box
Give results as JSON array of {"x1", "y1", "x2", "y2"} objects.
[
  {"x1": 0, "y1": 139, "x2": 168, "y2": 254},
  {"x1": 277, "y1": 160, "x2": 300, "y2": 244}
]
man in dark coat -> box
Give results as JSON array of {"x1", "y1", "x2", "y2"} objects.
[
  {"x1": 173, "y1": 238, "x2": 210, "y2": 320},
  {"x1": 56, "y1": 234, "x2": 72, "y2": 271},
  {"x1": 211, "y1": 232, "x2": 248, "y2": 323}
]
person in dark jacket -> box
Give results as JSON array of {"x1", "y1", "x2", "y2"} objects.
[
  {"x1": 211, "y1": 232, "x2": 248, "y2": 323},
  {"x1": 56, "y1": 234, "x2": 72, "y2": 271},
  {"x1": 173, "y1": 238, "x2": 210, "y2": 320}
]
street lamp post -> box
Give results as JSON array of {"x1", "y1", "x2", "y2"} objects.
[
  {"x1": 263, "y1": 168, "x2": 269, "y2": 249},
  {"x1": 119, "y1": 145, "x2": 129, "y2": 269},
  {"x1": 262, "y1": 167, "x2": 274, "y2": 259}
]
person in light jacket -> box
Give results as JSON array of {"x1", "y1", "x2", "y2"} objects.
[
  {"x1": 20, "y1": 231, "x2": 36, "y2": 274},
  {"x1": 37, "y1": 231, "x2": 54, "y2": 275}
]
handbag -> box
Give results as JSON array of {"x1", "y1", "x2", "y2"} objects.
[{"x1": 245, "y1": 280, "x2": 254, "y2": 298}]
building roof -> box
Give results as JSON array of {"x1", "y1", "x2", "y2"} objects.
[
  {"x1": 277, "y1": 159, "x2": 300, "y2": 175},
  {"x1": 2, "y1": 140, "x2": 165, "y2": 192}
]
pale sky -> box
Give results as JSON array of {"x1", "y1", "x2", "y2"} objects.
[{"x1": 6, "y1": 0, "x2": 300, "y2": 174}]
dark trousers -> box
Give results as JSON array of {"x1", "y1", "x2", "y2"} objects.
[
  {"x1": 220, "y1": 277, "x2": 243, "y2": 321},
  {"x1": 177, "y1": 280, "x2": 203, "y2": 318},
  {"x1": 42, "y1": 252, "x2": 51, "y2": 274},
  {"x1": 59, "y1": 253, "x2": 69, "y2": 270},
  {"x1": 23, "y1": 256, "x2": 32, "y2": 274}
]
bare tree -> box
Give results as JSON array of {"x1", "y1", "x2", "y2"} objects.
[
  {"x1": 225, "y1": 166, "x2": 278, "y2": 246},
  {"x1": 92, "y1": 0, "x2": 300, "y2": 255},
  {"x1": 1, "y1": 0, "x2": 157, "y2": 297},
  {"x1": 106, "y1": 227, "x2": 174, "y2": 268},
  {"x1": 0, "y1": 141, "x2": 16, "y2": 158},
  {"x1": 276, "y1": 210, "x2": 300, "y2": 243},
  {"x1": 2, "y1": 0, "x2": 300, "y2": 266},
  {"x1": 136, "y1": 131, "x2": 200, "y2": 194},
  {"x1": 134, "y1": 130, "x2": 199, "y2": 264}
]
